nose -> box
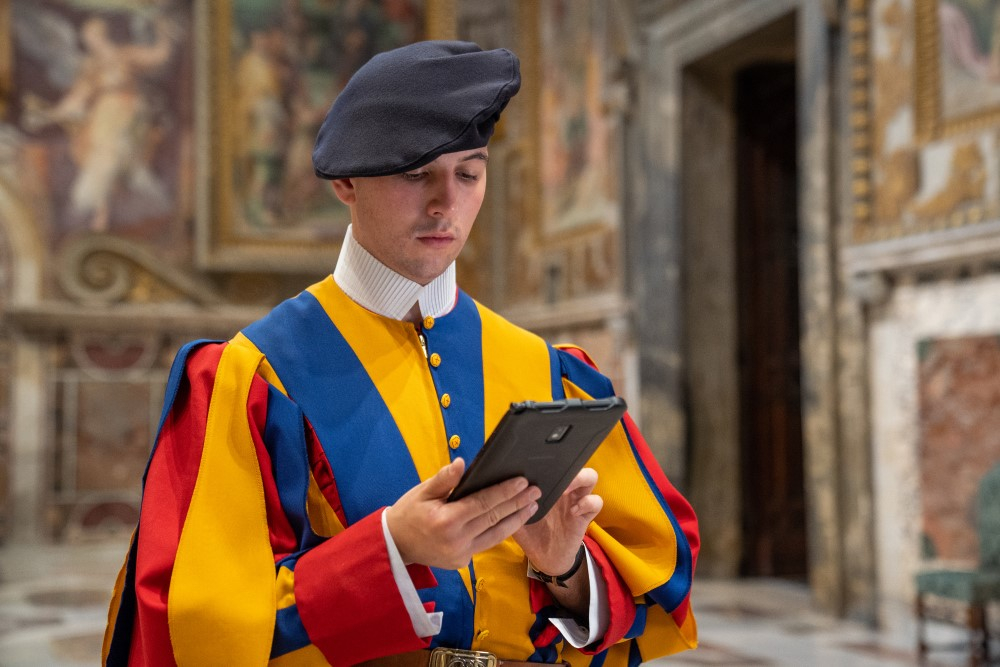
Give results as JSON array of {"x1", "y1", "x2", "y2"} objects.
[{"x1": 426, "y1": 177, "x2": 457, "y2": 218}]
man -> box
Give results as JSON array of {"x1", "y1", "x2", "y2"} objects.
[{"x1": 103, "y1": 41, "x2": 698, "y2": 666}]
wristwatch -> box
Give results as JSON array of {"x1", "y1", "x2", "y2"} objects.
[{"x1": 528, "y1": 544, "x2": 586, "y2": 588}]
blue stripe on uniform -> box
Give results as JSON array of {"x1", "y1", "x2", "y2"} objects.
[
  {"x1": 264, "y1": 385, "x2": 323, "y2": 552},
  {"x1": 243, "y1": 291, "x2": 421, "y2": 525},
  {"x1": 556, "y1": 349, "x2": 616, "y2": 399},
  {"x1": 271, "y1": 605, "x2": 312, "y2": 657},
  {"x1": 425, "y1": 292, "x2": 485, "y2": 465}
]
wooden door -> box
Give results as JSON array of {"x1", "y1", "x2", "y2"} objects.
[{"x1": 734, "y1": 62, "x2": 808, "y2": 579}]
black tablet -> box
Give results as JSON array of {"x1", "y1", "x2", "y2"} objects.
[{"x1": 448, "y1": 397, "x2": 627, "y2": 523}]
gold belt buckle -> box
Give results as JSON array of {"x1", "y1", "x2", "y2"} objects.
[{"x1": 428, "y1": 647, "x2": 498, "y2": 667}]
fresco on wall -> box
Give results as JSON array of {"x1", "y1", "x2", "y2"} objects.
[
  {"x1": 852, "y1": 0, "x2": 1000, "y2": 242},
  {"x1": 936, "y1": 0, "x2": 1000, "y2": 122},
  {"x1": 918, "y1": 334, "x2": 1000, "y2": 562},
  {"x1": 10, "y1": 0, "x2": 191, "y2": 255},
  {"x1": 221, "y1": 0, "x2": 424, "y2": 243},
  {"x1": 538, "y1": 0, "x2": 616, "y2": 235}
]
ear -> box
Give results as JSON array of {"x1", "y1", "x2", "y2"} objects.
[{"x1": 330, "y1": 178, "x2": 357, "y2": 205}]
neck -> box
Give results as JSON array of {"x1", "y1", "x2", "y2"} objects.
[{"x1": 403, "y1": 302, "x2": 422, "y2": 324}]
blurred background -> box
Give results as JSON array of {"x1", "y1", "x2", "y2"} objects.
[{"x1": 0, "y1": 0, "x2": 998, "y2": 664}]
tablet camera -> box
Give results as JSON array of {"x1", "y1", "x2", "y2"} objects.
[{"x1": 545, "y1": 424, "x2": 572, "y2": 443}]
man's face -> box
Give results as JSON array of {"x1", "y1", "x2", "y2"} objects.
[{"x1": 332, "y1": 148, "x2": 488, "y2": 285}]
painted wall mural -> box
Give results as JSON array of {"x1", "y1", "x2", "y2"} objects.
[
  {"x1": 227, "y1": 0, "x2": 422, "y2": 235},
  {"x1": 10, "y1": 0, "x2": 192, "y2": 258},
  {"x1": 538, "y1": 0, "x2": 616, "y2": 235},
  {"x1": 507, "y1": 0, "x2": 625, "y2": 308},
  {"x1": 923, "y1": 0, "x2": 1000, "y2": 132},
  {"x1": 201, "y1": 0, "x2": 434, "y2": 270},
  {"x1": 851, "y1": 0, "x2": 1000, "y2": 242}
]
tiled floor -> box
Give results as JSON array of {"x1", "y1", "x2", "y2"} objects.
[{"x1": 0, "y1": 539, "x2": 991, "y2": 666}]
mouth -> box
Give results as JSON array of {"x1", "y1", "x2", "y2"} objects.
[{"x1": 416, "y1": 230, "x2": 456, "y2": 247}]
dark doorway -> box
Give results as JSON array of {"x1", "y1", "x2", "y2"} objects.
[{"x1": 734, "y1": 62, "x2": 808, "y2": 579}]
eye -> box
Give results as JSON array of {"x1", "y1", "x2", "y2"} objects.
[
  {"x1": 401, "y1": 171, "x2": 427, "y2": 181},
  {"x1": 457, "y1": 171, "x2": 481, "y2": 182}
]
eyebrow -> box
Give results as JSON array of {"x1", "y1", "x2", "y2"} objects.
[{"x1": 461, "y1": 151, "x2": 490, "y2": 164}]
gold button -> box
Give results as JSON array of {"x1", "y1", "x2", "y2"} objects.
[
  {"x1": 449, "y1": 435, "x2": 461, "y2": 449},
  {"x1": 476, "y1": 629, "x2": 490, "y2": 641},
  {"x1": 429, "y1": 353, "x2": 441, "y2": 367},
  {"x1": 423, "y1": 316, "x2": 435, "y2": 330},
  {"x1": 476, "y1": 578, "x2": 486, "y2": 591},
  {"x1": 441, "y1": 393, "x2": 451, "y2": 408}
]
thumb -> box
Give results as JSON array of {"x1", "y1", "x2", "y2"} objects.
[{"x1": 420, "y1": 457, "x2": 466, "y2": 499}]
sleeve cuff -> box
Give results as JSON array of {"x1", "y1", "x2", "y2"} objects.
[
  {"x1": 382, "y1": 508, "x2": 443, "y2": 638},
  {"x1": 293, "y1": 510, "x2": 435, "y2": 663},
  {"x1": 527, "y1": 547, "x2": 609, "y2": 648}
]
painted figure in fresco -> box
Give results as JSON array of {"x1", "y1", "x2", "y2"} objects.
[
  {"x1": 19, "y1": 12, "x2": 181, "y2": 232},
  {"x1": 939, "y1": 0, "x2": 1000, "y2": 82},
  {"x1": 228, "y1": 0, "x2": 422, "y2": 234},
  {"x1": 234, "y1": 23, "x2": 293, "y2": 228},
  {"x1": 104, "y1": 41, "x2": 699, "y2": 666}
]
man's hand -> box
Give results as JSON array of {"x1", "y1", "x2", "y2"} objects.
[
  {"x1": 513, "y1": 468, "x2": 602, "y2": 617},
  {"x1": 385, "y1": 458, "x2": 542, "y2": 569},
  {"x1": 514, "y1": 467, "x2": 601, "y2": 576}
]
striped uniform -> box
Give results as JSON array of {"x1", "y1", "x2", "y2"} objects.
[{"x1": 103, "y1": 276, "x2": 699, "y2": 666}]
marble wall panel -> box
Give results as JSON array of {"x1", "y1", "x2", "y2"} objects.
[
  {"x1": 917, "y1": 334, "x2": 1000, "y2": 562},
  {"x1": 870, "y1": 273, "x2": 1000, "y2": 631},
  {"x1": 47, "y1": 334, "x2": 170, "y2": 541}
]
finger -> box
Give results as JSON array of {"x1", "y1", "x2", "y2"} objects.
[
  {"x1": 464, "y1": 484, "x2": 540, "y2": 536},
  {"x1": 564, "y1": 468, "x2": 598, "y2": 495},
  {"x1": 571, "y1": 493, "x2": 603, "y2": 519},
  {"x1": 460, "y1": 475, "x2": 532, "y2": 518},
  {"x1": 470, "y1": 499, "x2": 539, "y2": 553},
  {"x1": 418, "y1": 458, "x2": 466, "y2": 499}
]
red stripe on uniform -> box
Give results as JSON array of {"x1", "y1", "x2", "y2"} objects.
[
  {"x1": 305, "y1": 420, "x2": 348, "y2": 527},
  {"x1": 581, "y1": 535, "x2": 637, "y2": 653},
  {"x1": 246, "y1": 375, "x2": 298, "y2": 558},
  {"x1": 294, "y1": 511, "x2": 431, "y2": 664},
  {"x1": 131, "y1": 343, "x2": 226, "y2": 666}
]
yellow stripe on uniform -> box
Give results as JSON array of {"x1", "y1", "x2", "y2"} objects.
[
  {"x1": 635, "y1": 603, "x2": 699, "y2": 655},
  {"x1": 232, "y1": 333, "x2": 288, "y2": 396},
  {"x1": 477, "y1": 303, "x2": 553, "y2": 433},
  {"x1": 268, "y1": 643, "x2": 331, "y2": 666},
  {"x1": 231, "y1": 332, "x2": 346, "y2": 539},
  {"x1": 306, "y1": 472, "x2": 345, "y2": 538},
  {"x1": 275, "y1": 566, "x2": 296, "y2": 611},
  {"x1": 168, "y1": 343, "x2": 276, "y2": 665},
  {"x1": 308, "y1": 278, "x2": 450, "y2": 482},
  {"x1": 561, "y1": 378, "x2": 680, "y2": 593},
  {"x1": 472, "y1": 302, "x2": 554, "y2": 657}
]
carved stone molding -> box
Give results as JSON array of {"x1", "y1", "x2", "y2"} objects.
[
  {"x1": 57, "y1": 234, "x2": 222, "y2": 306},
  {"x1": 843, "y1": 218, "x2": 1000, "y2": 278}
]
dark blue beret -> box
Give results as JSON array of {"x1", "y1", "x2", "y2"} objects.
[{"x1": 312, "y1": 40, "x2": 520, "y2": 180}]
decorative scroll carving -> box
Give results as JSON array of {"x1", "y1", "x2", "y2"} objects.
[{"x1": 57, "y1": 234, "x2": 222, "y2": 306}]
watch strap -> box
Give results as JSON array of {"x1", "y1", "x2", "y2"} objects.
[{"x1": 529, "y1": 544, "x2": 586, "y2": 588}]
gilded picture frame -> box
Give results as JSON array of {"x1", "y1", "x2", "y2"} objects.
[
  {"x1": 915, "y1": 0, "x2": 1000, "y2": 142},
  {"x1": 196, "y1": 0, "x2": 456, "y2": 272}
]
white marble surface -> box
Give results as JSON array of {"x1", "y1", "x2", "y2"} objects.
[{"x1": 869, "y1": 273, "x2": 1000, "y2": 632}]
